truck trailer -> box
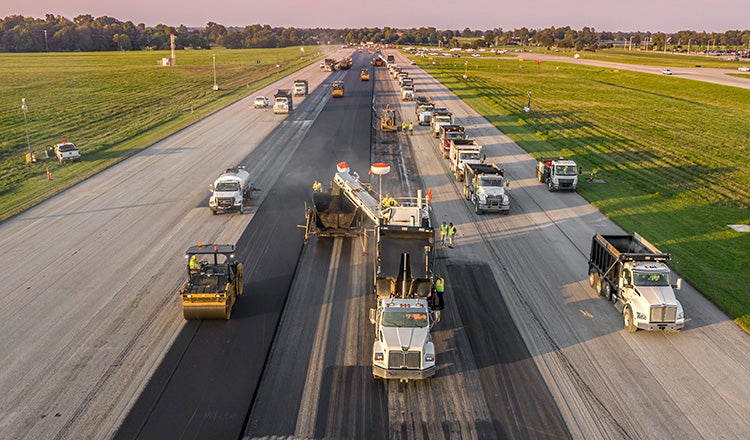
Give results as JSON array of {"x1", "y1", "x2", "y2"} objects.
[{"x1": 588, "y1": 233, "x2": 685, "y2": 332}]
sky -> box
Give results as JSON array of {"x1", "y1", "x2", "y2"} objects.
[{"x1": 1, "y1": 0, "x2": 747, "y2": 33}]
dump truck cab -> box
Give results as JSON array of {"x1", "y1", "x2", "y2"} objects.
[{"x1": 179, "y1": 243, "x2": 243, "y2": 320}]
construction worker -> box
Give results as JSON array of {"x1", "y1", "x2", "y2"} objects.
[
  {"x1": 402, "y1": 121, "x2": 407, "y2": 132},
  {"x1": 408, "y1": 121, "x2": 414, "y2": 135},
  {"x1": 312, "y1": 180, "x2": 322, "y2": 192},
  {"x1": 189, "y1": 255, "x2": 202, "y2": 274},
  {"x1": 439, "y1": 222, "x2": 448, "y2": 247},
  {"x1": 448, "y1": 222, "x2": 457, "y2": 248},
  {"x1": 434, "y1": 276, "x2": 445, "y2": 310}
]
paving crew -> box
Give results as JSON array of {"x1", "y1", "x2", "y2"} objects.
[
  {"x1": 408, "y1": 122, "x2": 414, "y2": 135},
  {"x1": 312, "y1": 180, "x2": 322, "y2": 192},
  {"x1": 439, "y1": 222, "x2": 448, "y2": 247},
  {"x1": 448, "y1": 222, "x2": 457, "y2": 248},
  {"x1": 189, "y1": 255, "x2": 202, "y2": 274},
  {"x1": 402, "y1": 121, "x2": 407, "y2": 132},
  {"x1": 434, "y1": 275, "x2": 445, "y2": 310}
]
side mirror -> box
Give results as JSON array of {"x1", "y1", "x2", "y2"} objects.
[
  {"x1": 674, "y1": 278, "x2": 682, "y2": 290},
  {"x1": 369, "y1": 308, "x2": 376, "y2": 324},
  {"x1": 208, "y1": 184, "x2": 214, "y2": 192}
]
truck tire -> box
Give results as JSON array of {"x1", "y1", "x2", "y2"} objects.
[
  {"x1": 588, "y1": 269, "x2": 599, "y2": 289},
  {"x1": 239, "y1": 202, "x2": 245, "y2": 214},
  {"x1": 601, "y1": 280, "x2": 613, "y2": 302},
  {"x1": 474, "y1": 200, "x2": 483, "y2": 215},
  {"x1": 547, "y1": 180, "x2": 555, "y2": 192},
  {"x1": 537, "y1": 169, "x2": 543, "y2": 183},
  {"x1": 623, "y1": 306, "x2": 637, "y2": 333}
]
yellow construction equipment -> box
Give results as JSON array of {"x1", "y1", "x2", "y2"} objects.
[
  {"x1": 360, "y1": 68, "x2": 370, "y2": 81},
  {"x1": 179, "y1": 243, "x2": 243, "y2": 320},
  {"x1": 332, "y1": 80, "x2": 345, "y2": 97}
]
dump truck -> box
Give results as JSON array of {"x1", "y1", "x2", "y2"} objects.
[
  {"x1": 401, "y1": 85, "x2": 414, "y2": 101},
  {"x1": 588, "y1": 233, "x2": 685, "y2": 332},
  {"x1": 293, "y1": 79, "x2": 308, "y2": 96},
  {"x1": 415, "y1": 98, "x2": 435, "y2": 125},
  {"x1": 401, "y1": 77, "x2": 413, "y2": 88},
  {"x1": 303, "y1": 183, "x2": 361, "y2": 239},
  {"x1": 463, "y1": 163, "x2": 511, "y2": 214},
  {"x1": 360, "y1": 68, "x2": 370, "y2": 81},
  {"x1": 208, "y1": 166, "x2": 254, "y2": 214},
  {"x1": 536, "y1": 157, "x2": 579, "y2": 191},
  {"x1": 439, "y1": 125, "x2": 466, "y2": 158},
  {"x1": 369, "y1": 297, "x2": 440, "y2": 380},
  {"x1": 381, "y1": 105, "x2": 398, "y2": 131},
  {"x1": 179, "y1": 243, "x2": 243, "y2": 320},
  {"x1": 54, "y1": 142, "x2": 81, "y2": 163},
  {"x1": 430, "y1": 108, "x2": 453, "y2": 138},
  {"x1": 331, "y1": 80, "x2": 345, "y2": 97},
  {"x1": 449, "y1": 139, "x2": 482, "y2": 181},
  {"x1": 386, "y1": 54, "x2": 395, "y2": 64},
  {"x1": 273, "y1": 89, "x2": 293, "y2": 114},
  {"x1": 373, "y1": 56, "x2": 385, "y2": 67}
]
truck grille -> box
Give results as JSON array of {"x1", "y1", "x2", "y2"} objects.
[
  {"x1": 217, "y1": 197, "x2": 234, "y2": 207},
  {"x1": 558, "y1": 179, "x2": 574, "y2": 188},
  {"x1": 388, "y1": 351, "x2": 421, "y2": 369},
  {"x1": 650, "y1": 305, "x2": 677, "y2": 323}
]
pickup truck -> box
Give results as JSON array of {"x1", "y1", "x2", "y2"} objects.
[
  {"x1": 54, "y1": 142, "x2": 81, "y2": 163},
  {"x1": 448, "y1": 139, "x2": 482, "y2": 181},
  {"x1": 463, "y1": 163, "x2": 510, "y2": 214}
]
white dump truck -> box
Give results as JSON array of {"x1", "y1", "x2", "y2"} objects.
[
  {"x1": 430, "y1": 108, "x2": 453, "y2": 138},
  {"x1": 536, "y1": 157, "x2": 579, "y2": 191},
  {"x1": 293, "y1": 79, "x2": 308, "y2": 96},
  {"x1": 463, "y1": 163, "x2": 511, "y2": 214},
  {"x1": 448, "y1": 139, "x2": 482, "y2": 181},
  {"x1": 273, "y1": 89, "x2": 293, "y2": 114},
  {"x1": 401, "y1": 85, "x2": 414, "y2": 101},
  {"x1": 369, "y1": 297, "x2": 440, "y2": 380},
  {"x1": 208, "y1": 166, "x2": 254, "y2": 214},
  {"x1": 588, "y1": 233, "x2": 685, "y2": 332}
]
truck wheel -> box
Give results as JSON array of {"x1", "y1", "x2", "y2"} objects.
[
  {"x1": 239, "y1": 202, "x2": 245, "y2": 214},
  {"x1": 463, "y1": 186, "x2": 470, "y2": 200},
  {"x1": 588, "y1": 269, "x2": 599, "y2": 289},
  {"x1": 623, "y1": 306, "x2": 637, "y2": 333},
  {"x1": 474, "y1": 200, "x2": 483, "y2": 215},
  {"x1": 537, "y1": 170, "x2": 543, "y2": 183},
  {"x1": 601, "y1": 281, "x2": 613, "y2": 301},
  {"x1": 547, "y1": 180, "x2": 554, "y2": 192}
]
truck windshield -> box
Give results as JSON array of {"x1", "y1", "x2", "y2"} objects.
[
  {"x1": 57, "y1": 144, "x2": 77, "y2": 152},
  {"x1": 436, "y1": 117, "x2": 451, "y2": 123},
  {"x1": 633, "y1": 271, "x2": 670, "y2": 287},
  {"x1": 447, "y1": 133, "x2": 465, "y2": 140},
  {"x1": 460, "y1": 152, "x2": 480, "y2": 161},
  {"x1": 381, "y1": 310, "x2": 428, "y2": 328},
  {"x1": 215, "y1": 182, "x2": 239, "y2": 191},
  {"x1": 275, "y1": 98, "x2": 287, "y2": 104},
  {"x1": 555, "y1": 165, "x2": 577, "y2": 176},
  {"x1": 479, "y1": 177, "x2": 503, "y2": 187}
]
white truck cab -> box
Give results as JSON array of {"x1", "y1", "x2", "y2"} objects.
[
  {"x1": 369, "y1": 297, "x2": 440, "y2": 380},
  {"x1": 208, "y1": 166, "x2": 253, "y2": 214}
]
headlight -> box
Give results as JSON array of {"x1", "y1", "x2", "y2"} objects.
[
  {"x1": 374, "y1": 352, "x2": 384, "y2": 361},
  {"x1": 677, "y1": 311, "x2": 684, "y2": 320},
  {"x1": 636, "y1": 312, "x2": 647, "y2": 320},
  {"x1": 425, "y1": 354, "x2": 435, "y2": 362},
  {"x1": 503, "y1": 195, "x2": 509, "y2": 203}
]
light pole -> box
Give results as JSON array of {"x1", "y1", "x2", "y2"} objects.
[
  {"x1": 212, "y1": 54, "x2": 219, "y2": 91},
  {"x1": 21, "y1": 98, "x2": 32, "y2": 163}
]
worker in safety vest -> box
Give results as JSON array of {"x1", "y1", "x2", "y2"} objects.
[
  {"x1": 312, "y1": 180, "x2": 322, "y2": 192},
  {"x1": 448, "y1": 222, "x2": 457, "y2": 248},
  {"x1": 189, "y1": 255, "x2": 202, "y2": 274},
  {"x1": 408, "y1": 122, "x2": 414, "y2": 135},
  {"x1": 439, "y1": 222, "x2": 448, "y2": 247},
  {"x1": 434, "y1": 276, "x2": 445, "y2": 310},
  {"x1": 402, "y1": 121, "x2": 407, "y2": 132}
]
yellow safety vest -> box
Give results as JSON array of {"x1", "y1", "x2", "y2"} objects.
[
  {"x1": 449, "y1": 226, "x2": 456, "y2": 235},
  {"x1": 440, "y1": 224, "x2": 448, "y2": 234},
  {"x1": 435, "y1": 278, "x2": 444, "y2": 292}
]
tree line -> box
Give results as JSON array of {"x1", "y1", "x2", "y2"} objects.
[{"x1": 2, "y1": 14, "x2": 749, "y2": 53}]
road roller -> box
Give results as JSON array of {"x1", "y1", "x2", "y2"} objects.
[{"x1": 179, "y1": 243, "x2": 243, "y2": 320}]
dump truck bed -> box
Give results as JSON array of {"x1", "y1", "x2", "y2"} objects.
[{"x1": 311, "y1": 192, "x2": 359, "y2": 236}]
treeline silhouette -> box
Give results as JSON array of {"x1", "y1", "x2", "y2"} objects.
[{"x1": 1, "y1": 14, "x2": 748, "y2": 52}]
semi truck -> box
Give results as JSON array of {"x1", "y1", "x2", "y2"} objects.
[
  {"x1": 273, "y1": 89, "x2": 293, "y2": 114},
  {"x1": 208, "y1": 166, "x2": 255, "y2": 214},
  {"x1": 588, "y1": 233, "x2": 685, "y2": 332},
  {"x1": 430, "y1": 108, "x2": 453, "y2": 138},
  {"x1": 293, "y1": 79, "x2": 308, "y2": 96},
  {"x1": 439, "y1": 125, "x2": 466, "y2": 158},
  {"x1": 369, "y1": 297, "x2": 440, "y2": 380},
  {"x1": 463, "y1": 163, "x2": 510, "y2": 214},
  {"x1": 448, "y1": 139, "x2": 482, "y2": 181},
  {"x1": 179, "y1": 243, "x2": 243, "y2": 320},
  {"x1": 416, "y1": 98, "x2": 435, "y2": 125},
  {"x1": 536, "y1": 157, "x2": 579, "y2": 191},
  {"x1": 401, "y1": 85, "x2": 414, "y2": 101}
]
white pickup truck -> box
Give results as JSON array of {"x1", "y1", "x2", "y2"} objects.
[
  {"x1": 54, "y1": 142, "x2": 81, "y2": 163},
  {"x1": 369, "y1": 297, "x2": 440, "y2": 380}
]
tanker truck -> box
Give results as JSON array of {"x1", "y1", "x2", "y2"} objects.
[{"x1": 208, "y1": 166, "x2": 255, "y2": 214}]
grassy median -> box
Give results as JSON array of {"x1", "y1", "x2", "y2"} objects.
[
  {"x1": 0, "y1": 46, "x2": 325, "y2": 221},
  {"x1": 419, "y1": 56, "x2": 750, "y2": 331}
]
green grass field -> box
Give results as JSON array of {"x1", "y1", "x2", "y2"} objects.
[
  {"x1": 537, "y1": 48, "x2": 750, "y2": 69},
  {"x1": 0, "y1": 46, "x2": 326, "y2": 220},
  {"x1": 417, "y1": 56, "x2": 750, "y2": 331}
]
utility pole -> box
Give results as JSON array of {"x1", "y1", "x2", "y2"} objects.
[
  {"x1": 21, "y1": 98, "x2": 32, "y2": 163},
  {"x1": 212, "y1": 54, "x2": 219, "y2": 91}
]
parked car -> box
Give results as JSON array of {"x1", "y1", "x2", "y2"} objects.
[
  {"x1": 410, "y1": 60, "x2": 417, "y2": 65},
  {"x1": 253, "y1": 96, "x2": 269, "y2": 108},
  {"x1": 661, "y1": 68, "x2": 673, "y2": 75},
  {"x1": 738, "y1": 66, "x2": 750, "y2": 72}
]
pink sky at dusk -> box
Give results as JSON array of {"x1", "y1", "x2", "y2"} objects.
[{"x1": 1, "y1": 0, "x2": 747, "y2": 33}]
